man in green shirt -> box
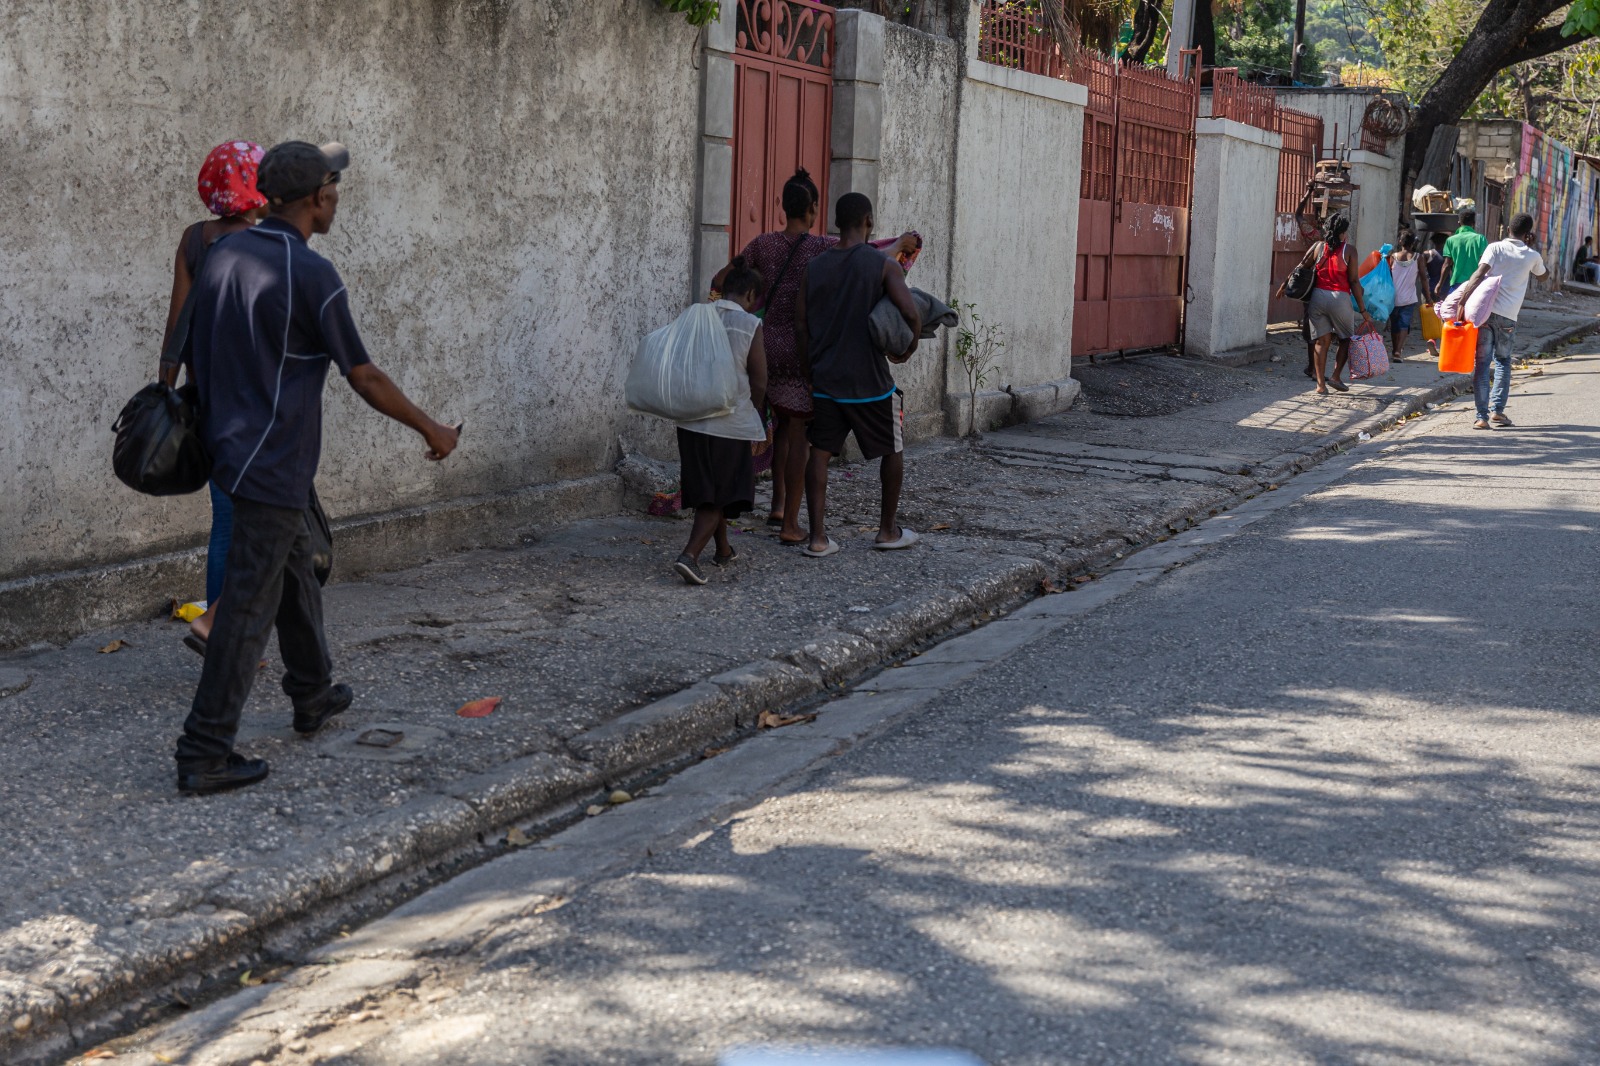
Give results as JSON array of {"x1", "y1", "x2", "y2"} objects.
[{"x1": 1442, "y1": 208, "x2": 1488, "y2": 287}]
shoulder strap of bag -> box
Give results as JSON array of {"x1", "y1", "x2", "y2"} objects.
[
  {"x1": 760, "y1": 233, "x2": 809, "y2": 313},
  {"x1": 160, "y1": 224, "x2": 216, "y2": 371}
]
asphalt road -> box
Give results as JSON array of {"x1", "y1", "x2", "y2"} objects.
[{"x1": 112, "y1": 350, "x2": 1600, "y2": 1066}]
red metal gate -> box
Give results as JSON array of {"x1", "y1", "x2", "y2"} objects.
[
  {"x1": 731, "y1": 0, "x2": 834, "y2": 257},
  {"x1": 1071, "y1": 51, "x2": 1200, "y2": 356},
  {"x1": 1269, "y1": 107, "x2": 1324, "y2": 324}
]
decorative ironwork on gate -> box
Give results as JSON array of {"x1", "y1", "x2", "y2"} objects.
[{"x1": 737, "y1": 0, "x2": 834, "y2": 68}]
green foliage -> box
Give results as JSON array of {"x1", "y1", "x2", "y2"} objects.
[
  {"x1": 1566, "y1": 0, "x2": 1600, "y2": 37},
  {"x1": 1214, "y1": 0, "x2": 1324, "y2": 77},
  {"x1": 659, "y1": 0, "x2": 721, "y2": 27},
  {"x1": 1302, "y1": 0, "x2": 1383, "y2": 69},
  {"x1": 951, "y1": 301, "x2": 1007, "y2": 439}
]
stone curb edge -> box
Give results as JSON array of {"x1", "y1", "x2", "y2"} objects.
[{"x1": 0, "y1": 353, "x2": 1577, "y2": 1062}]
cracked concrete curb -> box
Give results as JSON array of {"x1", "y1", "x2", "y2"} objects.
[{"x1": 0, "y1": 362, "x2": 1556, "y2": 1064}]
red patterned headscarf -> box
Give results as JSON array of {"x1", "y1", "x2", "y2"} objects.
[{"x1": 197, "y1": 141, "x2": 267, "y2": 218}]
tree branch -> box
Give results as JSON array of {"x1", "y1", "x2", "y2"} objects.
[{"x1": 1505, "y1": 21, "x2": 1597, "y2": 65}]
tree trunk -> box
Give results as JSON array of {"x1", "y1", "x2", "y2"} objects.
[
  {"x1": 1398, "y1": 0, "x2": 1589, "y2": 219},
  {"x1": 1124, "y1": 0, "x2": 1162, "y2": 63}
]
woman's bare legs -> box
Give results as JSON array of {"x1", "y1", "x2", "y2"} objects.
[
  {"x1": 778, "y1": 416, "x2": 809, "y2": 544},
  {"x1": 1312, "y1": 333, "x2": 1333, "y2": 393},
  {"x1": 767, "y1": 418, "x2": 788, "y2": 522}
]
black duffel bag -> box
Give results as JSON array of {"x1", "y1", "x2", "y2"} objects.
[{"x1": 112, "y1": 382, "x2": 211, "y2": 496}]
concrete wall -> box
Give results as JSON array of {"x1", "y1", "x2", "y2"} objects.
[
  {"x1": 1269, "y1": 87, "x2": 1400, "y2": 158},
  {"x1": 1458, "y1": 120, "x2": 1523, "y2": 181},
  {"x1": 1187, "y1": 118, "x2": 1282, "y2": 358},
  {"x1": 0, "y1": 0, "x2": 701, "y2": 584},
  {"x1": 950, "y1": 59, "x2": 1085, "y2": 430},
  {"x1": 1349, "y1": 149, "x2": 1402, "y2": 264},
  {"x1": 878, "y1": 22, "x2": 961, "y2": 441}
]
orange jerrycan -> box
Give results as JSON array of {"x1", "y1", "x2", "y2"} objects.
[{"x1": 1438, "y1": 320, "x2": 1477, "y2": 374}]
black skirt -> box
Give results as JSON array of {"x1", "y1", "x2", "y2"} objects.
[{"x1": 676, "y1": 428, "x2": 755, "y2": 517}]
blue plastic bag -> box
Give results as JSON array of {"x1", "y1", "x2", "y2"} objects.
[{"x1": 1356, "y1": 243, "x2": 1395, "y2": 324}]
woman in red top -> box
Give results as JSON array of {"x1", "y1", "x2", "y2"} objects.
[
  {"x1": 719, "y1": 170, "x2": 917, "y2": 543},
  {"x1": 1287, "y1": 212, "x2": 1374, "y2": 394}
]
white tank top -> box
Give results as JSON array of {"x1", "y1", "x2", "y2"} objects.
[
  {"x1": 676, "y1": 301, "x2": 766, "y2": 441},
  {"x1": 1390, "y1": 254, "x2": 1420, "y2": 306}
]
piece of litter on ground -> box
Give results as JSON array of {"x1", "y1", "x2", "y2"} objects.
[
  {"x1": 173, "y1": 600, "x2": 207, "y2": 623},
  {"x1": 608, "y1": 789, "x2": 633, "y2": 805},
  {"x1": 847, "y1": 605, "x2": 871, "y2": 613},
  {"x1": 586, "y1": 804, "x2": 606, "y2": 817},
  {"x1": 355, "y1": 728, "x2": 404, "y2": 748},
  {"x1": 98, "y1": 639, "x2": 130, "y2": 654},
  {"x1": 506, "y1": 827, "x2": 532, "y2": 846},
  {"x1": 759, "y1": 709, "x2": 818, "y2": 729},
  {"x1": 1358, "y1": 431, "x2": 1372, "y2": 441},
  {"x1": 455, "y1": 696, "x2": 503, "y2": 718}
]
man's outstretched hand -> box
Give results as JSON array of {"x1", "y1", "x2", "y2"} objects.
[{"x1": 425, "y1": 421, "x2": 461, "y2": 462}]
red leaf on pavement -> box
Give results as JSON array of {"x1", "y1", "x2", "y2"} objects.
[{"x1": 456, "y1": 696, "x2": 503, "y2": 718}]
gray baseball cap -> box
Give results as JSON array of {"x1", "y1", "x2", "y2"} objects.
[{"x1": 256, "y1": 141, "x2": 351, "y2": 205}]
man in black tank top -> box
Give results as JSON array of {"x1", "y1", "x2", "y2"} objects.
[{"x1": 794, "y1": 193, "x2": 922, "y2": 557}]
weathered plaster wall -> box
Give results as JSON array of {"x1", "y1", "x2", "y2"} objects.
[
  {"x1": 1187, "y1": 118, "x2": 1282, "y2": 358},
  {"x1": 878, "y1": 22, "x2": 960, "y2": 441},
  {"x1": 1349, "y1": 149, "x2": 1402, "y2": 264},
  {"x1": 950, "y1": 61, "x2": 1085, "y2": 426},
  {"x1": 0, "y1": 0, "x2": 700, "y2": 582}
]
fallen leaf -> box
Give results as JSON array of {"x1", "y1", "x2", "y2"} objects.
[
  {"x1": 455, "y1": 696, "x2": 503, "y2": 718},
  {"x1": 759, "y1": 709, "x2": 818, "y2": 730},
  {"x1": 239, "y1": 969, "x2": 263, "y2": 987},
  {"x1": 585, "y1": 804, "x2": 606, "y2": 817},
  {"x1": 506, "y1": 827, "x2": 531, "y2": 847},
  {"x1": 702, "y1": 746, "x2": 730, "y2": 759},
  {"x1": 859, "y1": 526, "x2": 878, "y2": 533},
  {"x1": 82, "y1": 1050, "x2": 117, "y2": 1061},
  {"x1": 1040, "y1": 579, "x2": 1064, "y2": 594},
  {"x1": 154, "y1": 1056, "x2": 175, "y2": 1065},
  {"x1": 529, "y1": 895, "x2": 569, "y2": 915},
  {"x1": 930, "y1": 523, "x2": 952, "y2": 531},
  {"x1": 608, "y1": 789, "x2": 633, "y2": 805},
  {"x1": 1072, "y1": 575, "x2": 1093, "y2": 585},
  {"x1": 99, "y1": 639, "x2": 130, "y2": 654}
]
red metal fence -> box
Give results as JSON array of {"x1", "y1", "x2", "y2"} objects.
[
  {"x1": 976, "y1": 0, "x2": 1066, "y2": 78},
  {"x1": 1268, "y1": 106, "x2": 1325, "y2": 323},
  {"x1": 731, "y1": 0, "x2": 835, "y2": 255},
  {"x1": 974, "y1": 5, "x2": 1200, "y2": 355},
  {"x1": 1210, "y1": 68, "x2": 1278, "y2": 132}
]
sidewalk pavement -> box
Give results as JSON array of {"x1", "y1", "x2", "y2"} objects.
[{"x1": 3, "y1": 299, "x2": 1595, "y2": 1063}]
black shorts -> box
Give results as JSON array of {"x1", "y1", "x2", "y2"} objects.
[
  {"x1": 676, "y1": 428, "x2": 755, "y2": 517},
  {"x1": 807, "y1": 391, "x2": 904, "y2": 460}
]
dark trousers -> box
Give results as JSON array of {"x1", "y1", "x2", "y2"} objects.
[{"x1": 175, "y1": 495, "x2": 333, "y2": 768}]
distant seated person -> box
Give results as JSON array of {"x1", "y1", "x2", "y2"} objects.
[{"x1": 1575, "y1": 236, "x2": 1598, "y2": 284}]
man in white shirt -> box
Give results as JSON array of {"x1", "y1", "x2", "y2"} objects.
[{"x1": 1454, "y1": 212, "x2": 1546, "y2": 429}]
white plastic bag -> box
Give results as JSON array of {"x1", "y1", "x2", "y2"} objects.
[
  {"x1": 625, "y1": 304, "x2": 740, "y2": 421},
  {"x1": 1435, "y1": 275, "x2": 1502, "y2": 326}
]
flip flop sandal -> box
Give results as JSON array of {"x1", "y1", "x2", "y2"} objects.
[
  {"x1": 800, "y1": 537, "x2": 840, "y2": 558},
  {"x1": 711, "y1": 547, "x2": 739, "y2": 566},
  {"x1": 872, "y1": 528, "x2": 920, "y2": 551},
  {"x1": 764, "y1": 515, "x2": 784, "y2": 528},
  {"x1": 183, "y1": 634, "x2": 208, "y2": 658}
]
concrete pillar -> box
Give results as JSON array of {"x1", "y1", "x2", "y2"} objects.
[
  {"x1": 829, "y1": 9, "x2": 886, "y2": 231},
  {"x1": 692, "y1": 3, "x2": 738, "y2": 299},
  {"x1": 1348, "y1": 148, "x2": 1400, "y2": 268},
  {"x1": 1165, "y1": 0, "x2": 1195, "y2": 76},
  {"x1": 1186, "y1": 117, "x2": 1283, "y2": 360}
]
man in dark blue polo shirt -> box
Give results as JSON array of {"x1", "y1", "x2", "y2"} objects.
[{"x1": 176, "y1": 140, "x2": 460, "y2": 795}]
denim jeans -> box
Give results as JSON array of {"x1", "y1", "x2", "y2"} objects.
[
  {"x1": 205, "y1": 481, "x2": 234, "y2": 604},
  {"x1": 1474, "y1": 313, "x2": 1516, "y2": 419},
  {"x1": 175, "y1": 495, "x2": 333, "y2": 769}
]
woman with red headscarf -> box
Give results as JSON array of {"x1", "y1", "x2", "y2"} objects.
[{"x1": 159, "y1": 141, "x2": 269, "y2": 655}]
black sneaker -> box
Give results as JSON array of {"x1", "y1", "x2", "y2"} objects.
[
  {"x1": 177, "y1": 752, "x2": 269, "y2": 796},
  {"x1": 293, "y1": 683, "x2": 354, "y2": 736},
  {"x1": 673, "y1": 555, "x2": 708, "y2": 585}
]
